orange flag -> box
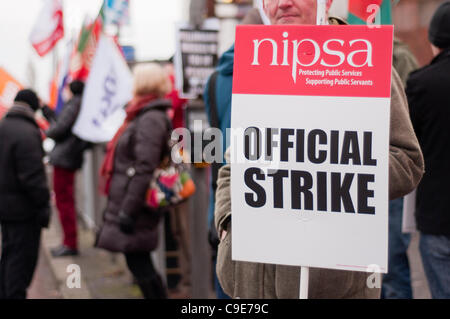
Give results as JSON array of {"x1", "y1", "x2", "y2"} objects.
[{"x1": 0, "y1": 67, "x2": 23, "y2": 117}]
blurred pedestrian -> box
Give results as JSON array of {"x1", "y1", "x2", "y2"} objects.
[
  {"x1": 203, "y1": 6, "x2": 264, "y2": 300},
  {"x1": 42, "y1": 80, "x2": 90, "y2": 257},
  {"x1": 165, "y1": 59, "x2": 187, "y2": 130},
  {"x1": 163, "y1": 60, "x2": 191, "y2": 291},
  {"x1": 381, "y1": 37, "x2": 419, "y2": 299},
  {"x1": 0, "y1": 89, "x2": 51, "y2": 299},
  {"x1": 406, "y1": 1, "x2": 450, "y2": 299},
  {"x1": 96, "y1": 63, "x2": 172, "y2": 299}
]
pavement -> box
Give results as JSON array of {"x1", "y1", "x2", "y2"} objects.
[
  {"x1": 29, "y1": 204, "x2": 193, "y2": 299},
  {"x1": 28, "y1": 246, "x2": 62, "y2": 299},
  {"x1": 35, "y1": 214, "x2": 140, "y2": 299},
  {"x1": 25, "y1": 163, "x2": 198, "y2": 299},
  {"x1": 408, "y1": 232, "x2": 432, "y2": 299},
  {"x1": 28, "y1": 202, "x2": 431, "y2": 299}
]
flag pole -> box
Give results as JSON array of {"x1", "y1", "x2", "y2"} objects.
[{"x1": 299, "y1": 0, "x2": 328, "y2": 300}]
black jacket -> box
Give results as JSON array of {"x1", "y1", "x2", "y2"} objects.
[
  {"x1": 44, "y1": 95, "x2": 90, "y2": 170},
  {"x1": 406, "y1": 48, "x2": 450, "y2": 236},
  {"x1": 0, "y1": 103, "x2": 50, "y2": 224},
  {"x1": 96, "y1": 99, "x2": 171, "y2": 253}
]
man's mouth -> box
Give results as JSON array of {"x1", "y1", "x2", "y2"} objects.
[
  {"x1": 277, "y1": 13, "x2": 301, "y2": 22},
  {"x1": 279, "y1": 14, "x2": 298, "y2": 19}
]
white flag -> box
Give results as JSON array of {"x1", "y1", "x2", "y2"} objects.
[
  {"x1": 72, "y1": 36, "x2": 132, "y2": 143},
  {"x1": 29, "y1": 0, "x2": 64, "y2": 57}
]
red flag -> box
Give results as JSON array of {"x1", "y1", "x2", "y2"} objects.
[
  {"x1": 70, "y1": 8, "x2": 104, "y2": 81},
  {"x1": 348, "y1": 0, "x2": 383, "y2": 22}
]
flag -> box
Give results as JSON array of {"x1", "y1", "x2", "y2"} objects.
[
  {"x1": 348, "y1": 0, "x2": 392, "y2": 25},
  {"x1": 105, "y1": 0, "x2": 130, "y2": 26},
  {"x1": 29, "y1": 0, "x2": 64, "y2": 57},
  {"x1": 0, "y1": 67, "x2": 22, "y2": 109},
  {"x1": 48, "y1": 40, "x2": 74, "y2": 112},
  {"x1": 0, "y1": 68, "x2": 48, "y2": 132},
  {"x1": 70, "y1": 5, "x2": 104, "y2": 81},
  {"x1": 55, "y1": 40, "x2": 75, "y2": 113},
  {"x1": 72, "y1": 35, "x2": 133, "y2": 143},
  {"x1": 54, "y1": 75, "x2": 70, "y2": 114},
  {"x1": 48, "y1": 75, "x2": 58, "y2": 109}
]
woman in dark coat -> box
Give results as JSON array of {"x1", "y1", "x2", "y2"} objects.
[{"x1": 96, "y1": 63, "x2": 172, "y2": 299}]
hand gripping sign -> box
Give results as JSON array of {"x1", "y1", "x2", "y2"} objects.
[{"x1": 230, "y1": 24, "x2": 394, "y2": 287}]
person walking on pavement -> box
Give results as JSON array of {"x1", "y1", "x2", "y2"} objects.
[
  {"x1": 96, "y1": 63, "x2": 172, "y2": 299},
  {"x1": 214, "y1": 0, "x2": 424, "y2": 299},
  {"x1": 406, "y1": 1, "x2": 450, "y2": 299},
  {"x1": 42, "y1": 80, "x2": 90, "y2": 257},
  {"x1": 0, "y1": 89, "x2": 51, "y2": 299}
]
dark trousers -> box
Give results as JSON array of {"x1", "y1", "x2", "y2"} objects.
[
  {"x1": 0, "y1": 221, "x2": 41, "y2": 299},
  {"x1": 53, "y1": 166, "x2": 77, "y2": 250},
  {"x1": 124, "y1": 252, "x2": 167, "y2": 299},
  {"x1": 419, "y1": 233, "x2": 450, "y2": 298}
]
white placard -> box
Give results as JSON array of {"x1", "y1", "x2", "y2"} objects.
[
  {"x1": 230, "y1": 25, "x2": 394, "y2": 273},
  {"x1": 231, "y1": 95, "x2": 390, "y2": 273}
]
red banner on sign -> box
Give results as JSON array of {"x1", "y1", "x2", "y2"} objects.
[{"x1": 233, "y1": 25, "x2": 393, "y2": 98}]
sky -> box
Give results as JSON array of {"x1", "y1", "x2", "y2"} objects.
[{"x1": 0, "y1": 0, "x2": 189, "y2": 101}]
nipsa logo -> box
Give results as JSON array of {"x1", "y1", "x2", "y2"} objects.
[{"x1": 251, "y1": 32, "x2": 374, "y2": 83}]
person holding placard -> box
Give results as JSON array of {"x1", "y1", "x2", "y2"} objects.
[{"x1": 214, "y1": 0, "x2": 424, "y2": 299}]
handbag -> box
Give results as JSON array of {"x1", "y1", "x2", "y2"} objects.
[{"x1": 145, "y1": 147, "x2": 196, "y2": 209}]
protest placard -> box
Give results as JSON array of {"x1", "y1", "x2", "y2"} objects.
[
  {"x1": 230, "y1": 25, "x2": 393, "y2": 273},
  {"x1": 175, "y1": 27, "x2": 219, "y2": 99}
]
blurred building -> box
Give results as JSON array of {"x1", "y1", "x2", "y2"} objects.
[
  {"x1": 203, "y1": 0, "x2": 254, "y2": 54},
  {"x1": 329, "y1": 0, "x2": 447, "y2": 67},
  {"x1": 393, "y1": 0, "x2": 446, "y2": 67},
  {"x1": 197, "y1": 0, "x2": 446, "y2": 66}
]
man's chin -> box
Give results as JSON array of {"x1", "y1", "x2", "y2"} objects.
[
  {"x1": 275, "y1": 16, "x2": 300, "y2": 25},
  {"x1": 275, "y1": 16, "x2": 313, "y2": 25}
]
